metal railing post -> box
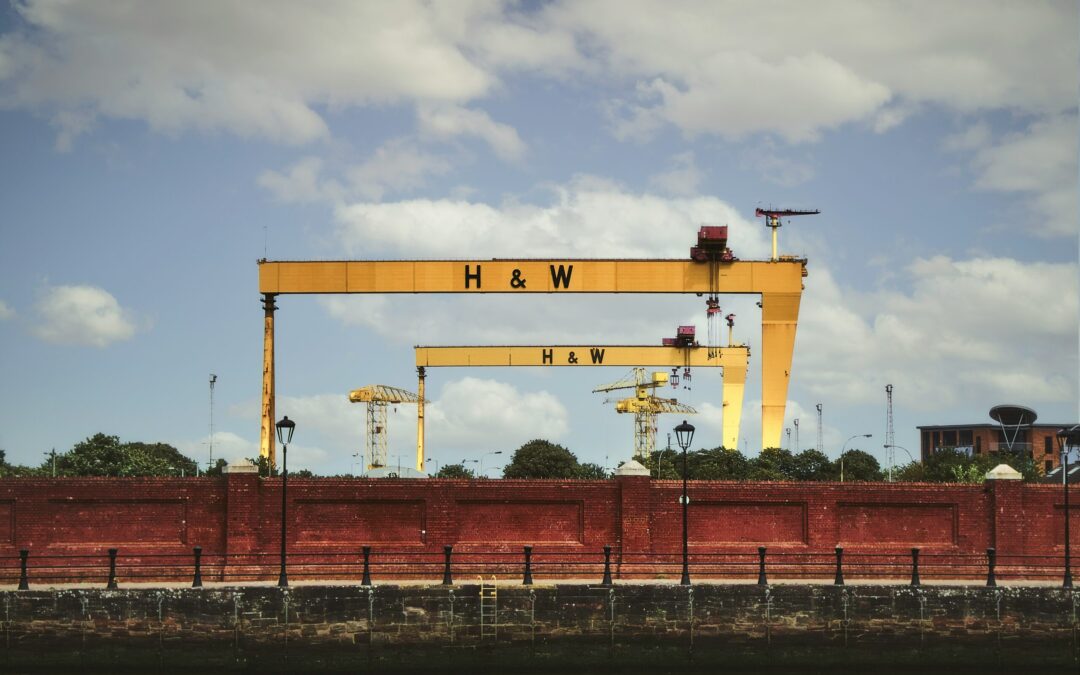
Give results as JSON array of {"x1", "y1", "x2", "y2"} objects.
[
  {"x1": 192, "y1": 546, "x2": 203, "y2": 588},
  {"x1": 523, "y1": 545, "x2": 533, "y2": 586},
  {"x1": 362, "y1": 546, "x2": 372, "y2": 586},
  {"x1": 442, "y1": 545, "x2": 453, "y2": 585},
  {"x1": 18, "y1": 549, "x2": 29, "y2": 590},
  {"x1": 601, "y1": 545, "x2": 612, "y2": 586},
  {"x1": 985, "y1": 548, "x2": 996, "y2": 587},
  {"x1": 107, "y1": 548, "x2": 118, "y2": 589},
  {"x1": 833, "y1": 546, "x2": 844, "y2": 586},
  {"x1": 910, "y1": 548, "x2": 920, "y2": 587},
  {"x1": 757, "y1": 546, "x2": 768, "y2": 586}
]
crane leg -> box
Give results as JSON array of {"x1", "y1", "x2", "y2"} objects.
[
  {"x1": 416, "y1": 367, "x2": 426, "y2": 473},
  {"x1": 259, "y1": 293, "x2": 277, "y2": 471},
  {"x1": 760, "y1": 291, "x2": 800, "y2": 451},
  {"x1": 722, "y1": 359, "x2": 747, "y2": 451}
]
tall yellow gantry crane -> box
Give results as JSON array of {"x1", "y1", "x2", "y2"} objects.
[
  {"x1": 257, "y1": 224, "x2": 808, "y2": 469},
  {"x1": 347, "y1": 385, "x2": 425, "y2": 471},
  {"x1": 412, "y1": 334, "x2": 748, "y2": 471},
  {"x1": 593, "y1": 368, "x2": 698, "y2": 460}
]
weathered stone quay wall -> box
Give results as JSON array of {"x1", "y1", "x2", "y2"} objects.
[{"x1": 2, "y1": 584, "x2": 1078, "y2": 671}]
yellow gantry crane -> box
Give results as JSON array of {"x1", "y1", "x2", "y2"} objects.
[
  {"x1": 593, "y1": 368, "x2": 698, "y2": 461},
  {"x1": 348, "y1": 385, "x2": 426, "y2": 471}
]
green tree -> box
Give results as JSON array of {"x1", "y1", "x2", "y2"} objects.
[
  {"x1": 0, "y1": 449, "x2": 41, "y2": 478},
  {"x1": 789, "y1": 449, "x2": 834, "y2": 481},
  {"x1": 436, "y1": 463, "x2": 476, "y2": 479},
  {"x1": 502, "y1": 439, "x2": 580, "y2": 479},
  {"x1": 835, "y1": 449, "x2": 883, "y2": 481},
  {"x1": 575, "y1": 462, "x2": 609, "y2": 479},
  {"x1": 49, "y1": 433, "x2": 198, "y2": 477},
  {"x1": 642, "y1": 447, "x2": 681, "y2": 479},
  {"x1": 690, "y1": 446, "x2": 752, "y2": 480},
  {"x1": 204, "y1": 458, "x2": 229, "y2": 477},
  {"x1": 749, "y1": 447, "x2": 796, "y2": 480}
]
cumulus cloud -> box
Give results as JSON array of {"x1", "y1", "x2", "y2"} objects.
[
  {"x1": 649, "y1": 151, "x2": 702, "y2": 196},
  {"x1": 0, "y1": 299, "x2": 14, "y2": 320},
  {"x1": 0, "y1": 1, "x2": 495, "y2": 146},
  {"x1": 3, "y1": 1, "x2": 1073, "y2": 149},
  {"x1": 794, "y1": 257, "x2": 1078, "y2": 410},
  {"x1": 257, "y1": 157, "x2": 343, "y2": 204},
  {"x1": 346, "y1": 139, "x2": 453, "y2": 201},
  {"x1": 224, "y1": 379, "x2": 569, "y2": 473},
  {"x1": 417, "y1": 104, "x2": 527, "y2": 162},
  {"x1": 332, "y1": 177, "x2": 769, "y2": 259},
  {"x1": 31, "y1": 284, "x2": 137, "y2": 347}
]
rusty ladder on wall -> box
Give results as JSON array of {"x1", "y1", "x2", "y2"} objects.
[{"x1": 479, "y1": 575, "x2": 497, "y2": 640}]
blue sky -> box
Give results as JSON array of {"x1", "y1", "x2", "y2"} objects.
[{"x1": 0, "y1": 1, "x2": 1076, "y2": 475}]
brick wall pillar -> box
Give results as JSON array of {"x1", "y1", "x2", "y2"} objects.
[
  {"x1": 615, "y1": 461, "x2": 652, "y2": 556},
  {"x1": 223, "y1": 461, "x2": 261, "y2": 561},
  {"x1": 986, "y1": 465, "x2": 1025, "y2": 557}
]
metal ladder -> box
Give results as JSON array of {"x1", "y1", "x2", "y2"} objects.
[{"x1": 479, "y1": 575, "x2": 497, "y2": 640}]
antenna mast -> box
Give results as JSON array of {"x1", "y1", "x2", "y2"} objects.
[
  {"x1": 209, "y1": 374, "x2": 217, "y2": 469},
  {"x1": 885, "y1": 384, "x2": 895, "y2": 481},
  {"x1": 816, "y1": 403, "x2": 823, "y2": 453}
]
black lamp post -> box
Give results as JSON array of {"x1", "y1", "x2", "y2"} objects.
[
  {"x1": 276, "y1": 415, "x2": 295, "y2": 588},
  {"x1": 1058, "y1": 425, "x2": 1079, "y2": 588},
  {"x1": 674, "y1": 420, "x2": 695, "y2": 586}
]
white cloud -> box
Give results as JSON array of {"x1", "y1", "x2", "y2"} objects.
[
  {"x1": 257, "y1": 156, "x2": 343, "y2": 204},
  {"x1": 222, "y1": 380, "x2": 569, "y2": 474},
  {"x1": 554, "y1": 0, "x2": 1077, "y2": 140},
  {"x1": 0, "y1": 1, "x2": 496, "y2": 146},
  {"x1": 4, "y1": 2, "x2": 1073, "y2": 148},
  {"x1": 0, "y1": 299, "x2": 14, "y2": 320},
  {"x1": 794, "y1": 257, "x2": 1078, "y2": 410},
  {"x1": 332, "y1": 177, "x2": 770, "y2": 259},
  {"x1": 417, "y1": 104, "x2": 527, "y2": 162},
  {"x1": 425, "y1": 377, "x2": 569, "y2": 449},
  {"x1": 32, "y1": 284, "x2": 137, "y2": 347},
  {"x1": 649, "y1": 151, "x2": 702, "y2": 196},
  {"x1": 969, "y1": 115, "x2": 1079, "y2": 237},
  {"x1": 346, "y1": 139, "x2": 453, "y2": 201}
]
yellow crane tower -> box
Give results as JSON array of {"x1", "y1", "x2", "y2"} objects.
[
  {"x1": 593, "y1": 368, "x2": 698, "y2": 461},
  {"x1": 347, "y1": 385, "x2": 425, "y2": 471}
]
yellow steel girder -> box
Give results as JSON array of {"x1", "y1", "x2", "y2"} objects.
[{"x1": 258, "y1": 258, "x2": 804, "y2": 454}]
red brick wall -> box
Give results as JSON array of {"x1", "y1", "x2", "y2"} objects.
[{"x1": 1, "y1": 475, "x2": 1076, "y2": 572}]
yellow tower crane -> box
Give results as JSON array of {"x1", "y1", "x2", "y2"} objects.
[
  {"x1": 593, "y1": 368, "x2": 698, "y2": 461},
  {"x1": 348, "y1": 385, "x2": 426, "y2": 471}
]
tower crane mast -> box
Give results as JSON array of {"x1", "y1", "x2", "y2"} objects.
[
  {"x1": 348, "y1": 385, "x2": 426, "y2": 471},
  {"x1": 594, "y1": 368, "x2": 698, "y2": 460}
]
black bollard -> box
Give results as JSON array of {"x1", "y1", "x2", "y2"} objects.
[
  {"x1": 910, "y1": 547, "x2": 921, "y2": 587},
  {"x1": 986, "y1": 548, "x2": 996, "y2": 587},
  {"x1": 523, "y1": 545, "x2": 534, "y2": 586},
  {"x1": 757, "y1": 546, "x2": 768, "y2": 586},
  {"x1": 18, "y1": 549, "x2": 29, "y2": 591},
  {"x1": 833, "y1": 546, "x2": 844, "y2": 586},
  {"x1": 192, "y1": 546, "x2": 203, "y2": 588},
  {"x1": 442, "y1": 545, "x2": 453, "y2": 585},
  {"x1": 107, "y1": 548, "x2": 118, "y2": 589},
  {"x1": 362, "y1": 546, "x2": 372, "y2": 586},
  {"x1": 601, "y1": 545, "x2": 612, "y2": 586}
]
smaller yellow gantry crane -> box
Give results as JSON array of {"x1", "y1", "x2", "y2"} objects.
[
  {"x1": 348, "y1": 385, "x2": 426, "y2": 471},
  {"x1": 593, "y1": 368, "x2": 697, "y2": 461}
]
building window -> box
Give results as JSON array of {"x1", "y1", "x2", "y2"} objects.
[
  {"x1": 943, "y1": 430, "x2": 957, "y2": 447},
  {"x1": 975, "y1": 436, "x2": 982, "y2": 455},
  {"x1": 1045, "y1": 436, "x2": 1053, "y2": 456},
  {"x1": 1046, "y1": 460, "x2": 1054, "y2": 473}
]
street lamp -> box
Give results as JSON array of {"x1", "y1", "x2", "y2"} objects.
[
  {"x1": 461, "y1": 459, "x2": 478, "y2": 477},
  {"x1": 839, "y1": 434, "x2": 872, "y2": 482},
  {"x1": 275, "y1": 415, "x2": 295, "y2": 588},
  {"x1": 425, "y1": 457, "x2": 440, "y2": 475},
  {"x1": 884, "y1": 444, "x2": 916, "y2": 465},
  {"x1": 674, "y1": 420, "x2": 695, "y2": 586},
  {"x1": 480, "y1": 450, "x2": 503, "y2": 477},
  {"x1": 1057, "y1": 425, "x2": 1080, "y2": 588}
]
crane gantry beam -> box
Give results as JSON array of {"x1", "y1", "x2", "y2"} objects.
[
  {"x1": 258, "y1": 257, "x2": 804, "y2": 467},
  {"x1": 412, "y1": 345, "x2": 748, "y2": 466}
]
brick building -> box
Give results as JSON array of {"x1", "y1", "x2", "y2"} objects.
[{"x1": 918, "y1": 422, "x2": 1074, "y2": 474}]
